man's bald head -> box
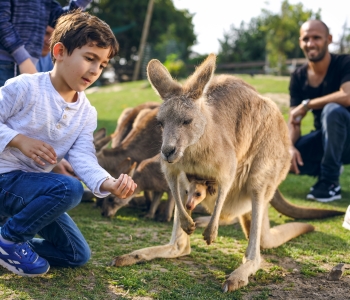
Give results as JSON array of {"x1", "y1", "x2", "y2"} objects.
[{"x1": 300, "y1": 20, "x2": 329, "y2": 37}]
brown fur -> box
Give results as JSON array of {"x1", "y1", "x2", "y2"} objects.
[
  {"x1": 100, "y1": 154, "x2": 175, "y2": 221},
  {"x1": 110, "y1": 54, "x2": 343, "y2": 292},
  {"x1": 96, "y1": 107, "x2": 162, "y2": 179},
  {"x1": 111, "y1": 102, "x2": 160, "y2": 148}
]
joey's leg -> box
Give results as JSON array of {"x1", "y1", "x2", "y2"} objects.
[
  {"x1": 111, "y1": 206, "x2": 191, "y2": 266},
  {"x1": 223, "y1": 195, "x2": 267, "y2": 292},
  {"x1": 239, "y1": 212, "x2": 252, "y2": 239},
  {"x1": 202, "y1": 185, "x2": 230, "y2": 245},
  {"x1": 166, "y1": 172, "x2": 195, "y2": 235},
  {"x1": 145, "y1": 192, "x2": 163, "y2": 219}
]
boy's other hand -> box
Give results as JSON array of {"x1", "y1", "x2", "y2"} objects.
[
  {"x1": 9, "y1": 134, "x2": 57, "y2": 166},
  {"x1": 52, "y1": 158, "x2": 80, "y2": 179},
  {"x1": 101, "y1": 174, "x2": 137, "y2": 199},
  {"x1": 19, "y1": 58, "x2": 38, "y2": 74}
]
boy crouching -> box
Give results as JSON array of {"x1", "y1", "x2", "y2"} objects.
[{"x1": 0, "y1": 10, "x2": 136, "y2": 276}]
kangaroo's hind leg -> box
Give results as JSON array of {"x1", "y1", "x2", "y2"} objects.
[
  {"x1": 111, "y1": 205, "x2": 191, "y2": 266},
  {"x1": 223, "y1": 192, "x2": 268, "y2": 292},
  {"x1": 260, "y1": 205, "x2": 314, "y2": 249}
]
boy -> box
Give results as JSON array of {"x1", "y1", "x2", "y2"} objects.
[{"x1": 0, "y1": 10, "x2": 136, "y2": 277}]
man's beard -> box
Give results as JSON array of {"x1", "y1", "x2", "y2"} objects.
[{"x1": 304, "y1": 43, "x2": 328, "y2": 62}]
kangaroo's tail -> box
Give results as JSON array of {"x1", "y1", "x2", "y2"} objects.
[{"x1": 271, "y1": 189, "x2": 344, "y2": 219}]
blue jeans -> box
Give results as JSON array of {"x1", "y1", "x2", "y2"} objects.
[
  {"x1": 295, "y1": 103, "x2": 350, "y2": 183},
  {"x1": 0, "y1": 171, "x2": 90, "y2": 267},
  {"x1": 0, "y1": 60, "x2": 19, "y2": 87}
]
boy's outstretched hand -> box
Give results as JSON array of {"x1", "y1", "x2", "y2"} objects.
[
  {"x1": 8, "y1": 134, "x2": 57, "y2": 166},
  {"x1": 101, "y1": 174, "x2": 137, "y2": 199}
]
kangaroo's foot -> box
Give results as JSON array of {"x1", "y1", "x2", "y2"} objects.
[
  {"x1": 222, "y1": 259, "x2": 261, "y2": 292},
  {"x1": 111, "y1": 239, "x2": 191, "y2": 267}
]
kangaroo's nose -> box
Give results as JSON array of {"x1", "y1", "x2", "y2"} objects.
[{"x1": 161, "y1": 145, "x2": 176, "y2": 159}]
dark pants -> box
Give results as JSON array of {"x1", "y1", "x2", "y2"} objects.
[
  {"x1": 0, "y1": 61, "x2": 19, "y2": 87},
  {"x1": 295, "y1": 103, "x2": 350, "y2": 183}
]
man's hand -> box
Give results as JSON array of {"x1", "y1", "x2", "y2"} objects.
[
  {"x1": 52, "y1": 158, "x2": 79, "y2": 179},
  {"x1": 100, "y1": 174, "x2": 137, "y2": 199},
  {"x1": 18, "y1": 58, "x2": 37, "y2": 74},
  {"x1": 289, "y1": 146, "x2": 303, "y2": 174},
  {"x1": 290, "y1": 104, "x2": 307, "y2": 125},
  {"x1": 9, "y1": 134, "x2": 57, "y2": 166}
]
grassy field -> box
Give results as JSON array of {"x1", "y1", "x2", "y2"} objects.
[{"x1": 0, "y1": 75, "x2": 349, "y2": 299}]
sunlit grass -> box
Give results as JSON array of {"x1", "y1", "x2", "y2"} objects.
[{"x1": 1, "y1": 75, "x2": 348, "y2": 299}]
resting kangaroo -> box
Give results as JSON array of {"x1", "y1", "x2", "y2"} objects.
[{"x1": 111, "y1": 54, "x2": 343, "y2": 292}]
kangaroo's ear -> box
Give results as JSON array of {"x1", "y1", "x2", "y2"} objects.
[
  {"x1": 127, "y1": 161, "x2": 137, "y2": 177},
  {"x1": 183, "y1": 53, "x2": 216, "y2": 100},
  {"x1": 206, "y1": 180, "x2": 217, "y2": 196},
  {"x1": 93, "y1": 128, "x2": 107, "y2": 140},
  {"x1": 147, "y1": 59, "x2": 182, "y2": 101}
]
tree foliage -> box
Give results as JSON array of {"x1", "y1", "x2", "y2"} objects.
[
  {"x1": 217, "y1": 0, "x2": 321, "y2": 74},
  {"x1": 56, "y1": 0, "x2": 196, "y2": 63}
]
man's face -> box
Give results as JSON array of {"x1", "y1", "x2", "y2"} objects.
[
  {"x1": 58, "y1": 43, "x2": 110, "y2": 92},
  {"x1": 299, "y1": 22, "x2": 332, "y2": 62},
  {"x1": 42, "y1": 26, "x2": 54, "y2": 57}
]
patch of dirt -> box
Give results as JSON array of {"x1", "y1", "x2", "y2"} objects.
[
  {"x1": 245, "y1": 273, "x2": 350, "y2": 300},
  {"x1": 243, "y1": 257, "x2": 350, "y2": 299}
]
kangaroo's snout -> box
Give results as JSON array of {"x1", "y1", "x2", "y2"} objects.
[{"x1": 161, "y1": 145, "x2": 176, "y2": 162}]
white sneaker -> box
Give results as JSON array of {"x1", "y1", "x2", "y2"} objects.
[{"x1": 342, "y1": 205, "x2": 350, "y2": 230}]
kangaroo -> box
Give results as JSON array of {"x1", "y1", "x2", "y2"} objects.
[
  {"x1": 96, "y1": 107, "x2": 162, "y2": 179},
  {"x1": 111, "y1": 54, "x2": 343, "y2": 292},
  {"x1": 111, "y1": 102, "x2": 160, "y2": 148},
  {"x1": 100, "y1": 154, "x2": 175, "y2": 222}
]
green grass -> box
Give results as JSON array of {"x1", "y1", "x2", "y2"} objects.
[{"x1": 1, "y1": 75, "x2": 349, "y2": 299}]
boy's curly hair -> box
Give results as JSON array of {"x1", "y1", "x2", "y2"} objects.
[{"x1": 50, "y1": 9, "x2": 119, "y2": 63}]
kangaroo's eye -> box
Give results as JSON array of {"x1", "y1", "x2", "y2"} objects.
[
  {"x1": 195, "y1": 192, "x2": 201, "y2": 197},
  {"x1": 183, "y1": 119, "x2": 192, "y2": 125},
  {"x1": 185, "y1": 190, "x2": 188, "y2": 195}
]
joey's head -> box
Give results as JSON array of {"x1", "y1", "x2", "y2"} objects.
[
  {"x1": 185, "y1": 177, "x2": 217, "y2": 211},
  {"x1": 147, "y1": 54, "x2": 216, "y2": 164}
]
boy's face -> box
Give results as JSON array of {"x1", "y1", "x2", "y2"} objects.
[{"x1": 56, "y1": 43, "x2": 110, "y2": 92}]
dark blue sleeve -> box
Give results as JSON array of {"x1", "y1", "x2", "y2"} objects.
[
  {"x1": 0, "y1": 0, "x2": 24, "y2": 54},
  {"x1": 48, "y1": 0, "x2": 92, "y2": 28}
]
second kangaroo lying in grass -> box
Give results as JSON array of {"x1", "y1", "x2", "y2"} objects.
[{"x1": 111, "y1": 54, "x2": 343, "y2": 292}]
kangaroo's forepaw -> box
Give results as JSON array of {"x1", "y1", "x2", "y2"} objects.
[
  {"x1": 180, "y1": 217, "x2": 196, "y2": 235},
  {"x1": 202, "y1": 224, "x2": 218, "y2": 245},
  {"x1": 222, "y1": 275, "x2": 248, "y2": 292}
]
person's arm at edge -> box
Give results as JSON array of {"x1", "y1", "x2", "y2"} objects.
[{"x1": 0, "y1": 1, "x2": 36, "y2": 73}]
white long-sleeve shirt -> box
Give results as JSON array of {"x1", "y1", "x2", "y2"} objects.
[{"x1": 0, "y1": 72, "x2": 110, "y2": 198}]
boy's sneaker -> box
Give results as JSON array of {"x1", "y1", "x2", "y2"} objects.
[
  {"x1": 0, "y1": 239, "x2": 50, "y2": 277},
  {"x1": 307, "y1": 180, "x2": 341, "y2": 202}
]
